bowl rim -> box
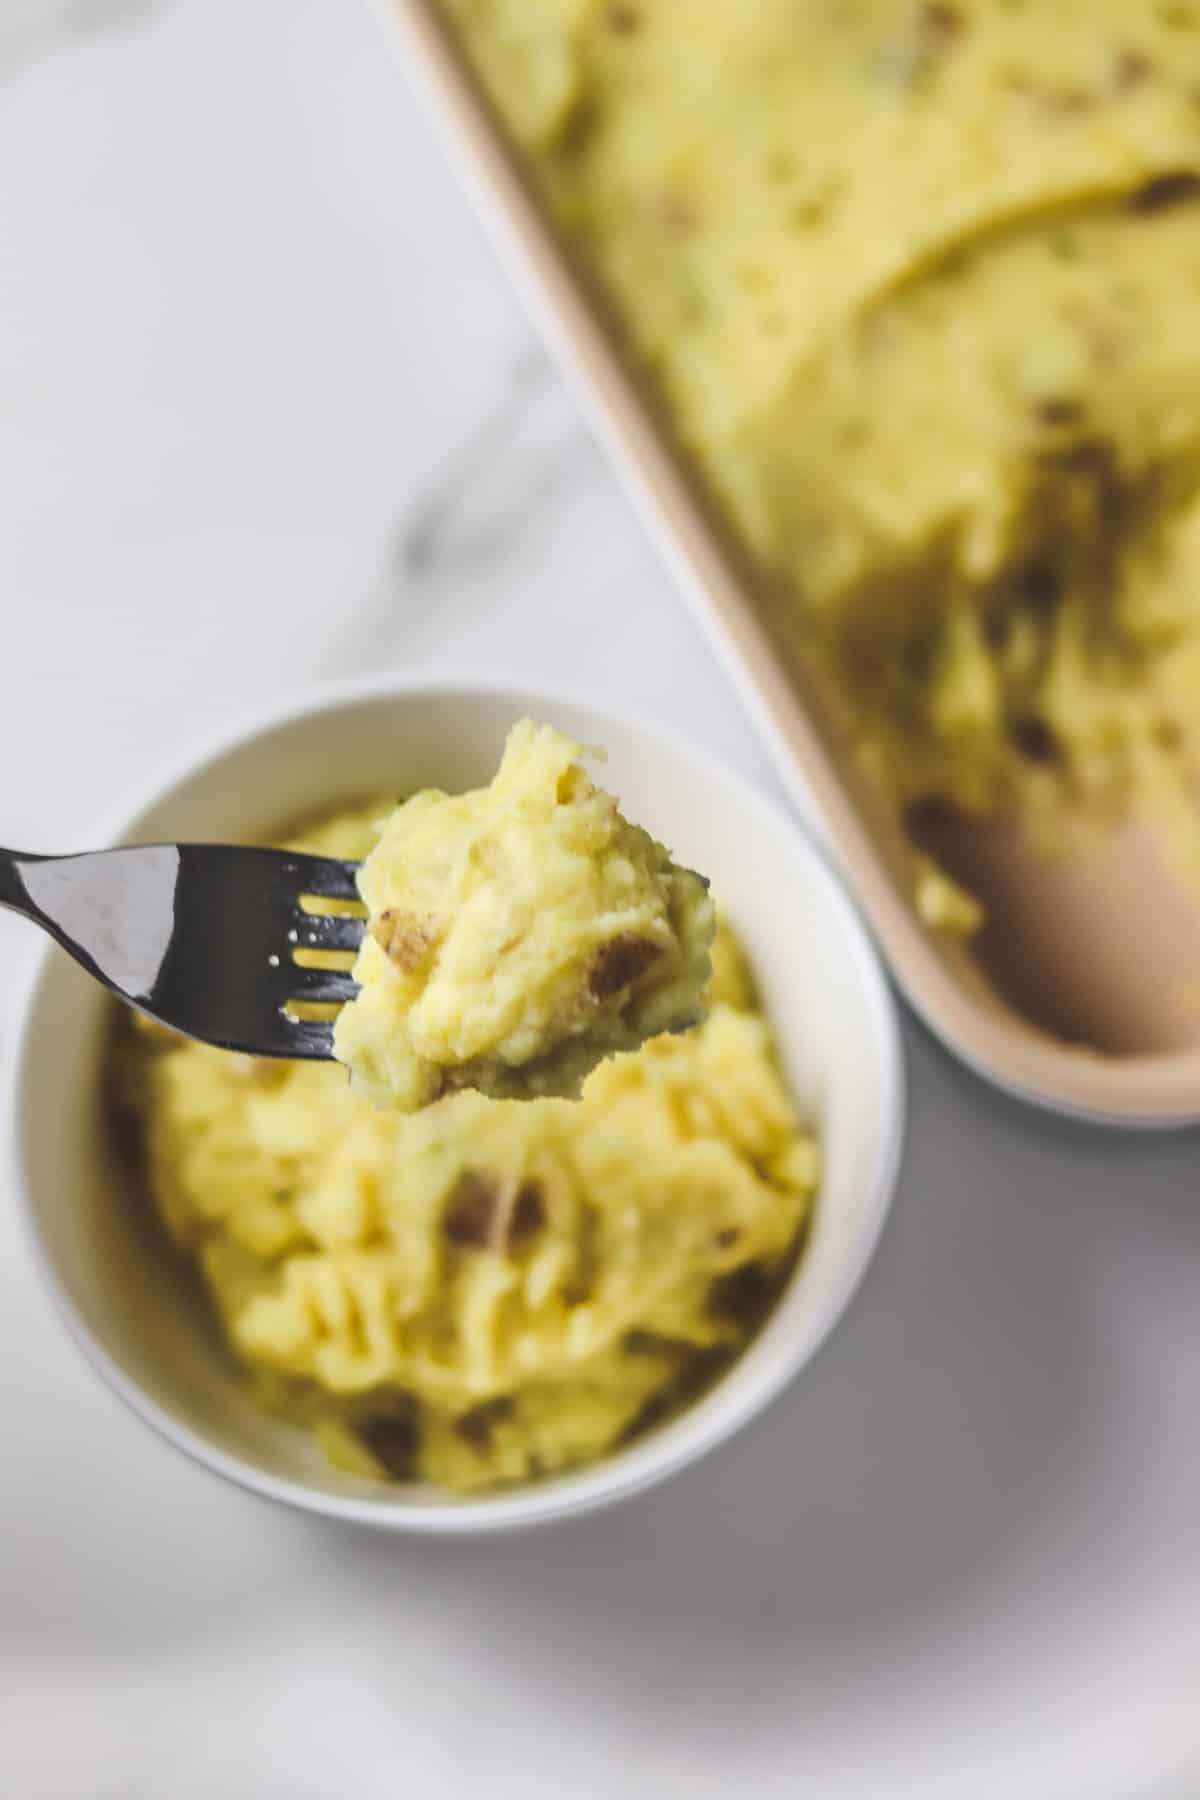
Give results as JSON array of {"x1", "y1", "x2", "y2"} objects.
[{"x1": 9, "y1": 667, "x2": 906, "y2": 1534}]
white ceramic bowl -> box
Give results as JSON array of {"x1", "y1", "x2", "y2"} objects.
[{"x1": 12, "y1": 673, "x2": 904, "y2": 1533}]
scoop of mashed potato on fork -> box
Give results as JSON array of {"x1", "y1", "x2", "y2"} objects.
[{"x1": 332, "y1": 720, "x2": 715, "y2": 1109}]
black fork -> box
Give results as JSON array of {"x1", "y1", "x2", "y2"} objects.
[{"x1": 1, "y1": 844, "x2": 365, "y2": 1058}]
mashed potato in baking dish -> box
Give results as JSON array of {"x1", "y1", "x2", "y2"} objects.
[
  {"x1": 116, "y1": 805, "x2": 816, "y2": 1493},
  {"x1": 333, "y1": 720, "x2": 715, "y2": 1107},
  {"x1": 443, "y1": 0, "x2": 1200, "y2": 911}
]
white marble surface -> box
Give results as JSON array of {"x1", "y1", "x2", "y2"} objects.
[{"x1": 1, "y1": 4, "x2": 1197, "y2": 1795}]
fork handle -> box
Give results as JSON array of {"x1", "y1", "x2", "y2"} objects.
[{"x1": 0, "y1": 849, "x2": 48, "y2": 923}]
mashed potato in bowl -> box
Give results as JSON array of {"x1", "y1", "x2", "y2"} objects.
[
  {"x1": 115, "y1": 803, "x2": 817, "y2": 1494},
  {"x1": 443, "y1": 0, "x2": 1200, "y2": 914},
  {"x1": 334, "y1": 718, "x2": 715, "y2": 1108}
]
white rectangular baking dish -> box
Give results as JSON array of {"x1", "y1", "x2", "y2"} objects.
[{"x1": 376, "y1": 0, "x2": 1200, "y2": 1126}]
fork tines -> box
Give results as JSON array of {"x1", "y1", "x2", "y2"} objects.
[
  {"x1": 280, "y1": 854, "x2": 362, "y2": 900},
  {"x1": 274, "y1": 855, "x2": 366, "y2": 1048}
]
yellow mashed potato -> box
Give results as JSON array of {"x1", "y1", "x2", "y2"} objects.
[
  {"x1": 116, "y1": 803, "x2": 816, "y2": 1492},
  {"x1": 443, "y1": 0, "x2": 1200, "y2": 909},
  {"x1": 333, "y1": 720, "x2": 715, "y2": 1108}
]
